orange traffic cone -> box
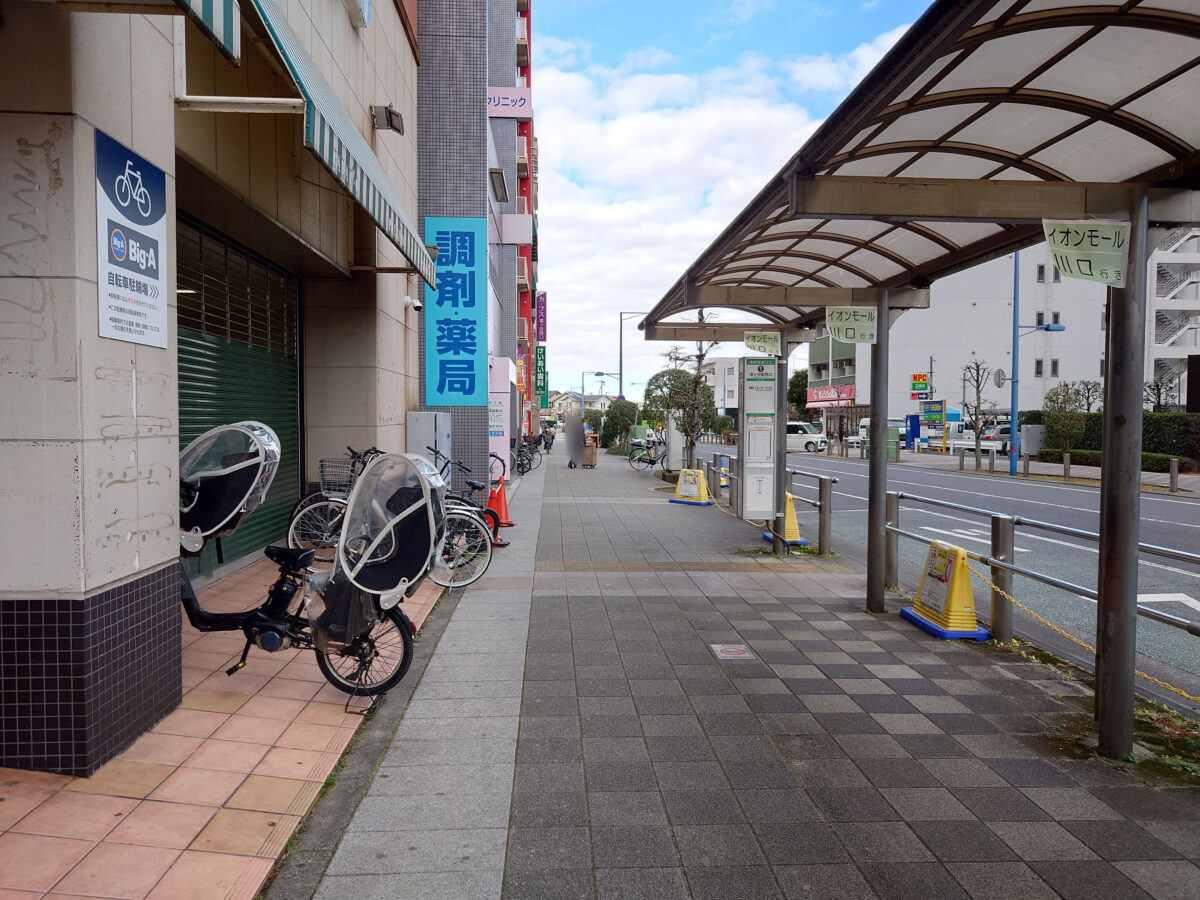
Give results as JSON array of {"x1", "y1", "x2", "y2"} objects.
[{"x1": 489, "y1": 477, "x2": 516, "y2": 527}]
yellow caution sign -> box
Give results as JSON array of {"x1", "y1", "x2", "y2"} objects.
[
  {"x1": 900, "y1": 541, "x2": 989, "y2": 641},
  {"x1": 762, "y1": 493, "x2": 807, "y2": 547},
  {"x1": 670, "y1": 468, "x2": 714, "y2": 506}
]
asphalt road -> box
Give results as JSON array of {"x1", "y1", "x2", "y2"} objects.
[{"x1": 694, "y1": 443, "x2": 1200, "y2": 707}]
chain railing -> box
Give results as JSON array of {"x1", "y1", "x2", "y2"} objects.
[{"x1": 885, "y1": 490, "x2": 1200, "y2": 646}]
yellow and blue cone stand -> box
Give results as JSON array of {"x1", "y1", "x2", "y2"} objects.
[
  {"x1": 900, "y1": 541, "x2": 989, "y2": 641},
  {"x1": 762, "y1": 493, "x2": 807, "y2": 547},
  {"x1": 669, "y1": 468, "x2": 714, "y2": 506}
]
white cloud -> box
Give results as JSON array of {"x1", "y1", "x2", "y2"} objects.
[
  {"x1": 531, "y1": 25, "x2": 909, "y2": 397},
  {"x1": 717, "y1": 0, "x2": 777, "y2": 27},
  {"x1": 534, "y1": 54, "x2": 818, "y2": 395},
  {"x1": 782, "y1": 24, "x2": 907, "y2": 93}
]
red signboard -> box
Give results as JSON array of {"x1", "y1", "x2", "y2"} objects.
[{"x1": 807, "y1": 385, "x2": 856, "y2": 403}]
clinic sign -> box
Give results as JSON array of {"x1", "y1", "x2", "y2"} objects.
[
  {"x1": 425, "y1": 217, "x2": 488, "y2": 406},
  {"x1": 1043, "y1": 219, "x2": 1130, "y2": 288},
  {"x1": 95, "y1": 130, "x2": 167, "y2": 348},
  {"x1": 534, "y1": 346, "x2": 547, "y2": 395}
]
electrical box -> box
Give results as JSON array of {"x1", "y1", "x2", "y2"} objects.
[
  {"x1": 406, "y1": 411, "x2": 452, "y2": 465},
  {"x1": 738, "y1": 358, "x2": 779, "y2": 521}
]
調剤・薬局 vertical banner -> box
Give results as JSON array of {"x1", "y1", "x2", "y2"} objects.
[{"x1": 425, "y1": 217, "x2": 487, "y2": 406}]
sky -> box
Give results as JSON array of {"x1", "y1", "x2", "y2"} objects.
[{"x1": 532, "y1": 0, "x2": 933, "y2": 401}]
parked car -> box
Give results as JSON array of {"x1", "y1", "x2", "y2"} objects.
[{"x1": 786, "y1": 421, "x2": 827, "y2": 453}]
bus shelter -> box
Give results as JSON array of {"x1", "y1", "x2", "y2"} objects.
[{"x1": 641, "y1": 0, "x2": 1200, "y2": 759}]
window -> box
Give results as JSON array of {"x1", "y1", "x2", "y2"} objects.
[
  {"x1": 726, "y1": 389, "x2": 735, "y2": 401},
  {"x1": 1035, "y1": 359, "x2": 1044, "y2": 377},
  {"x1": 1036, "y1": 312, "x2": 1045, "y2": 326},
  {"x1": 1052, "y1": 311, "x2": 1060, "y2": 325},
  {"x1": 726, "y1": 366, "x2": 734, "y2": 376},
  {"x1": 1037, "y1": 264, "x2": 1046, "y2": 283},
  {"x1": 1053, "y1": 267, "x2": 1061, "y2": 283},
  {"x1": 1051, "y1": 359, "x2": 1060, "y2": 378}
]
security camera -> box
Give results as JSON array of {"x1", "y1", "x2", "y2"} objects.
[{"x1": 405, "y1": 294, "x2": 423, "y2": 312}]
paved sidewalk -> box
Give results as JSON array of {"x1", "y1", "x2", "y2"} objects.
[{"x1": 296, "y1": 453, "x2": 1200, "y2": 900}]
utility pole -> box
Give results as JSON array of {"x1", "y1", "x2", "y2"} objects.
[{"x1": 929, "y1": 356, "x2": 935, "y2": 397}]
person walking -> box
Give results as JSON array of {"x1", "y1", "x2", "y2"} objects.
[{"x1": 567, "y1": 419, "x2": 583, "y2": 469}]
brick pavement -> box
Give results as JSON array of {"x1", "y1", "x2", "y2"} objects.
[{"x1": 299, "y1": 451, "x2": 1200, "y2": 900}]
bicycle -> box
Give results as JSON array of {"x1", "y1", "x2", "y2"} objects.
[
  {"x1": 489, "y1": 451, "x2": 506, "y2": 485},
  {"x1": 425, "y1": 446, "x2": 506, "y2": 546},
  {"x1": 288, "y1": 446, "x2": 382, "y2": 570},
  {"x1": 179, "y1": 424, "x2": 445, "y2": 697},
  {"x1": 628, "y1": 438, "x2": 669, "y2": 472}
]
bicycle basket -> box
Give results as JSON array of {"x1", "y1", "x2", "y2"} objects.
[
  {"x1": 179, "y1": 421, "x2": 280, "y2": 546},
  {"x1": 337, "y1": 453, "x2": 447, "y2": 597},
  {"x1": 319, "y1": 458, "x2": 355, "y2": 495},
  {"x1": 305, "y1": 567, "x2": 380, "y2": 653}
]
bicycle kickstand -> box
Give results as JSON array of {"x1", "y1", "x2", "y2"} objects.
[{"x1": 226, "y1": 639, "x2": 252, "y2": 676}]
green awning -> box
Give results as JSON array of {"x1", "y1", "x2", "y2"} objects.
[
  {"x1": 249, "y1": 0, "x2": 436, "y2": 286},
  {"x1": 175, "y1": 0, "x2": 241, "y2": 64}
]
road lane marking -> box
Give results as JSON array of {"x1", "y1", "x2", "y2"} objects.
[{"x1": 918, "y1": 526, "x2": 1031, "y2": 552}]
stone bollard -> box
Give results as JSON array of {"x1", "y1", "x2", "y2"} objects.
[
  {"x1": 1170, "y1": 458, "x2": 1179, "y2": 493},
  {"x1": 1064, "y1": 451, "x2": 1071, "y2": 479}
]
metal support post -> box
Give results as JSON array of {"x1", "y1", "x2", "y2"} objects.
[
  {"x1": 1023, "y1": 453, "x2": 1030, "y2": 477},
  {"x1": 1096, "y1": 191, "x2": 1148, "y2": 760},
  {"x1": 1064, "y1": 452, "x2": 1071, "y2": 479},
  {"x1": 885, "y1": 491, "x2": 899, "y2": 588},
  {"x1": 1170, "y1": 458, "x2": 1179, "y2": 492},
  {"x1": 958, "y1": 449, "x2": 965, "y2": 471},
  {"x1": 990, "y1": 514, "x2": 1014, "y2": 643},
  {"x1": 989, "y1": 449, "x2": 996, "y2": 474},
  {"x1": 867, "y1": 290, "x2": 890, "y2": 613},
  {"x1": 818, "y1": 477, "x2": 832, "y2": 556},
  {"x1": 773, "y1": 359, "x2": 788, "y2": 555}
]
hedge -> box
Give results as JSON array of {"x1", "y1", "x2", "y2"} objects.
[
  {"x1": 1038, "y1": 411, "x2": 1199, "y2": 458},
  {"x1": 1035, "y1": 448, "x2": 1196, "y2": 473}
]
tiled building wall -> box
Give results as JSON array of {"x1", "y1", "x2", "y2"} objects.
[{"x1": 418, "y1": 0, "x2": 490, "y2": 488}]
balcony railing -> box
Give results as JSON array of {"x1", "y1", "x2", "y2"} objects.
[
  {"x1": 517, "y1": 135, "x2": 529, "y2": 178},
  {"x1": 517, "y1": 255, "x2": 530, "y2": 291},
  {"x1": 517, "y1": 16, "x2": 529, "y2": 67}
]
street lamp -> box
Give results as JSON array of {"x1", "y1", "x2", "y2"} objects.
[
  {"x1": 618, "y1": 311, "x2": 648, "y2": 398},
  {"x1": 582, "y1": 370, "x2": 619, "y2": 430},
  {"x1": 1009, "y1": 252, "x2": 1067, "y2": 475}
]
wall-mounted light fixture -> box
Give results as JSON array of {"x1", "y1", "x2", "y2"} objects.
[
  {"x1": 489, "y1": 167, "x2": 509, "y2": 203},
  {"x1": 370, "y1": 104, "x2": 404, "y2": 134}
]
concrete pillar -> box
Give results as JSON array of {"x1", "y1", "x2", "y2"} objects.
[{"x1": 0, "y1": 9, "x2": 181, "y2": 774}]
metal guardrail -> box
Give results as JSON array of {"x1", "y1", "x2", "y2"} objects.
[
  {"x1": 786, "y1": 468, "x2": 837, "y2": 555},
  {"x1": 885, "y1": 490, "x2": 1200, "y2": 642}
]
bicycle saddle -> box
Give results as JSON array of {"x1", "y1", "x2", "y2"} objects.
[
  {"x1": 466, "y1": 479, "x2": 486, "y2": 491},
  {"x1": 264, "y1": 545, "x2": 317, "y2": 570}
]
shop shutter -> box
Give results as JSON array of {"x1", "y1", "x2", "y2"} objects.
[{"x1": 177, "y1": 217, "x2": 301, "y2": 575}]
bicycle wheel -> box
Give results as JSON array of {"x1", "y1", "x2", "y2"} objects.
[
  {"x1": 489, "y1": 453, "x2": 506, "y2": 484},
  {"x1": 528, "y1": 447, "x2": 543, "y2": 469},
  {"x1": 315, "y1": 607, "x2": 413, "y2": 695},
  {"x1": 429, "y1": 511, "x2": 493, "y2": 588},
  {"x1": 515, "y1": 453, "x2": 531, "y2": 476},
  {"x1": 290, "y1": 491, "x2": 337, "y2": 522},
  {"x1": 629, "y1": 449, "x2": 653, "y2": 471},
  {"x1": 287, "y1": 499, "x2": 345, "y2": 571}
]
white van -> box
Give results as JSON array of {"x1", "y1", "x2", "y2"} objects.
[
  {"x1": 849, "y1": 417, "x2": 906, "y2": 446},
  {"x1": 786, "y1": 421, "x2": 827, "y2": 453}
]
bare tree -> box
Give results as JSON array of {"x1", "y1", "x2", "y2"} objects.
[
  {"x1": 1143, "y1": 374, "x2": 1176, "y2": 412},
  {"x1": 961, "y1": 359, "x2": 997, "y2": 467},
  {"x1": 1074, "y1": 379, "x2": 1103, "y2": 412}
]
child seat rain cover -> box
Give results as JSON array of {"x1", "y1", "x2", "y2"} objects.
[
  {"x1": 336, "y1": 453, "x2": 446, "y2": 596},
  {"x1": 179, "y1": 421, "x2": 280, "y2": 546}
]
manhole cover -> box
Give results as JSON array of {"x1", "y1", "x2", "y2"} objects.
[{"x1": 710, "y1": 643, "x2": 757, "y2": 660}]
